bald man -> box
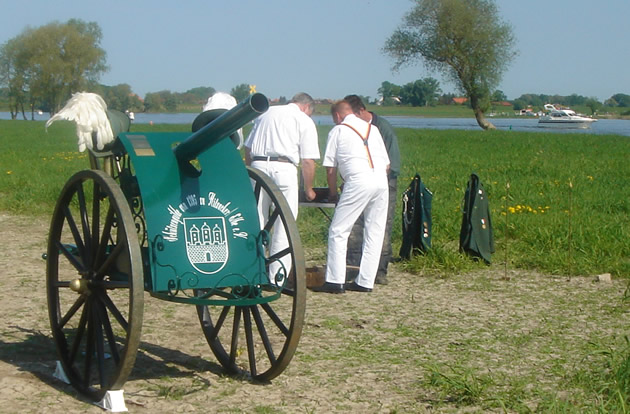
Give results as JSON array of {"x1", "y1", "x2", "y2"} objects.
[
  {"x1": 313, "y1": 100, "x2": 390, "y2": 293},
  {"x1": 244, "y1": 92, "x2": 320, "y2": 283}
]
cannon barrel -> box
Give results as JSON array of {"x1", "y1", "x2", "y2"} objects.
[{"x1": 174, "y1": 92, "x2": 269, "y2": 162}]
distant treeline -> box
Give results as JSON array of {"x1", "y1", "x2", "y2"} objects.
[
  {"x1": 0, "y1": 83, "x2": 254, "y2": 116},
  {"x1": 1, "y1": 85, "x2": 629, "y2": 116},
  {"x1": 511, "y1": 93, "x2": 630, "y2": 112}
]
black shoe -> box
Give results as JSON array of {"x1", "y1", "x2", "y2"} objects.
[
  {"x1": 311, "y1": 282, "x2": 345, "y2": 294},
  {"x1": 345, "y1": 282, "x2": 372, "y2": 293}
]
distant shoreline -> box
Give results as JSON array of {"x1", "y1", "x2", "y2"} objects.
[{"x1": 1, "y1": 106, "x2": 628, "y2": 120}]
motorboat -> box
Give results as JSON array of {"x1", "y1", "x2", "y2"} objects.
[{"x1": 538, "y1": 104, "x2": 597, "y2": 129}]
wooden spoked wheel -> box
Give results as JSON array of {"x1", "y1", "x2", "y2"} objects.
[
  {"x1": 196, "y1": 167, "x2": 306, "y2": 381},
  {"x1": 46, "y1": 169, "x2": 143, "y2": 401}
]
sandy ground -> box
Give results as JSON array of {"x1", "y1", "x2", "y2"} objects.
[{"x1": 0, "y1": 212, "x2": 628, "y2": 413}]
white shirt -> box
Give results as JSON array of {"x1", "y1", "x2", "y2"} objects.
[
  {"x1": 323, "y1": 114, "x2": 390, "y2": 182},
  {"x1": 244, "y1": 103, "x2": 320, "y2": 164}
]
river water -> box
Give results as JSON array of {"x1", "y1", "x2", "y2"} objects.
[{"x1": 2, "y1": 111, "x2": 629, "y2": 136}]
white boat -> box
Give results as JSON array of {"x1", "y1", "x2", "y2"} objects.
[{"x1": 538, "y1": 104, "x2": 597, "y2": 129}]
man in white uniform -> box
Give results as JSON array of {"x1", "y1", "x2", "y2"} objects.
[
  {"x1": 244, "y1": 92, "x2": 320, "y2": 282},
  {"x1": 313, "y1": 101, "x2": 389, "y2": 293}
]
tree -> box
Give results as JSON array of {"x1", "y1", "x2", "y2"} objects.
[
  {"x1": 0, "y1": 19, "x2": 108, "y2": 115},
  {"x1": 584, "y1": 98, "x2": 601, "y2": 115},
  {"x1": 230, "y1": 83, "x2": 251, "y2": 102},
  {"x1": 377, "y1": 81, "x2": 402, "y2": 105},
  {"x1": 511, "y1": 99, "x2": 527, "y2": 111},
  {"x1": 144, "y1": 90, "x2": 177, "y2": 112},
  {"x1": 146, "y1": 90, "x2": 177, "y2": 112},
  {"x1": 515, "y1": 93, "x2": 545, "y2": 108},
  {"x1": 185, "y1": 86, "x2": 216, "y2": 102},
  {"x1": 492, "y1": 90, "x2": 507, "y2": 102},
  {"x1": 606, "y1": 93, "x2": 630, "y2": 107},
  {"x1": 383, "y1": 0, "x2": 516, "y2": 130},
  {"x1": 143, "y1": 92, "x2": 165, "y2": 112},
  {"x1": 400, "y1": 77, "x2": 441, "y2": 106},
  {"x1": 0, "y1": 35, "x2": 29, "y2": 119},
  {"x1": 95, "y1": 83, "x2": 143, "y2": 112}
]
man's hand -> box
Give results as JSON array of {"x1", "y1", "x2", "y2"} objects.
[
  {"x1": 301, "y1": 158, "x2": 316, "y2": 198},
  {"x1": 305, "y1": 188, "x2": 317, "y2": 201}
]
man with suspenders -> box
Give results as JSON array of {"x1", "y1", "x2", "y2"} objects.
[
  {"x1": 344, "y1": 94, "x2": 400, "y2": 285},
  {"x1": 312, "y1": 100, "x2": 390, "y2": 293}
]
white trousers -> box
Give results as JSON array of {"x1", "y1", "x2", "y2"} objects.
[
  {"x1": 325, "y1": 173, "x2": 388, "y2": 289},
  {"x1": 251, "y1": 161, "x2": 298, "y2": 283}
]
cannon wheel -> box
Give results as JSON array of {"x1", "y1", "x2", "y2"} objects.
[
  {"x1": 46, "y1": 169, "x2": 143, "y2": 401},
  {"x1": 196, "y1": 167, "x2": 306, "y2": 381}
]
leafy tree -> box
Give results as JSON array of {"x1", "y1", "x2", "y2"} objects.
[
  {"x1": 383, "y1": 0, "x2": 516, "y2": 130},
  {"x1": 565, "y1": 93, "x2": 588, "y2": 107},
  {"x1": 512, "y1": 99, "x2": 527, "y2": 111},
  {"x1": 147, "y1": 90, "x2": 178, "y2": 112},
  {"x1": 0, "y1": 19, "x2": 108, "y2": 115},
  {"x1": 143, "y1": 92, "x2": 165, "y2": 112},
  {"x1": 94, "y1": 83, "x2": 143, "y2": 112},
  {"x1": 163, "y1": 94, "x2": 178, "y2": 112},
  {"x1": 377, "y1": 81, "x2": 402, "y2": 105},
  {"x1": 400, "y1": 77, "x2": 441, "y2": 106},
  {"x1": 515, "y1": 94, "x2": 545, "y2": 108},
  {"x1": 604, "y1": 97, "x2": 618, "y2": 107},
  {"x1": 185, "y1": 86, "x2": 216, "y2": 103},
  {"x1": 585, "y1": 98, "x2": 601, "y2": 115},
  {"x1": 0, "y1": 35, "x2": 29, "y2": 119},
  {"x1": 176, "y1": 92, "x2": 202, "y2": 108},
  {"x1": 230, "y1": 83, "x2": 251, "y2": 102},
  {"x1": 492, "y1": 90, "x2": 507, "y2": 102},
  {"x1": 607, "y1": 93, "x2": 630, "y2": 107},
  {"x1": 400, "y1": 82, "x2": 422, "y2": 106}
]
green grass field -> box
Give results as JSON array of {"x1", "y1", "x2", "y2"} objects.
[
  {"x1": 1, "y1": 119, "x2": 629, "y2": 279},
  {"x1": 308, "y1": 124, "x2": 630, "y2": 280},
  {"x1": 1, "y1": 119, "x2": 629, "y2": 412}
]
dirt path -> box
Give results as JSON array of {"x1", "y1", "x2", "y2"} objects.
[{"x1": 0, "y1": 213, "x2": 627, "y2": 413}]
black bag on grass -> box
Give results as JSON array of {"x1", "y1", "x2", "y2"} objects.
[
  {"x1": 459, "y1": 173, "x2": 494, "y2": 263},
  {"x1": 399, "y1": 173, "x2": 432, "y2": 259}
]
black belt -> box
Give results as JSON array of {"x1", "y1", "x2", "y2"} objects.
[{"x1": 252, "y1": 156, "x2": 292, "y2": 163}]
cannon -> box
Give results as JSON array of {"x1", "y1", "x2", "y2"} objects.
[{"x1": 45, "y1": 93, "x2": 307, "y2": 402}]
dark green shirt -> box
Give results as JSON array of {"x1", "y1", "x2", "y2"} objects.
[{"x1": 371, "y1": 112, "x2": 400, "y2": 178}]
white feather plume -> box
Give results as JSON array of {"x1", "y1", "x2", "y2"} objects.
[
  {"x1": 46, "y1": 92, "x2": 114, "y2": 152},
  {"x1": 202, "y1": 92, "x2": 244, "y2": 148}
]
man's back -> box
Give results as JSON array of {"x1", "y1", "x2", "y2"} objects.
[
  {"x1": 245, "y1": 103, "x2": 318, "y2": 164},
  {"x1": 323, "y1": 114, "x2": 389, "y2": 182}
]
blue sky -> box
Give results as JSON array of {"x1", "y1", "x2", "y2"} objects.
[{"x1": 1, "y1": 0, "x2": 628, "y2": 102}]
